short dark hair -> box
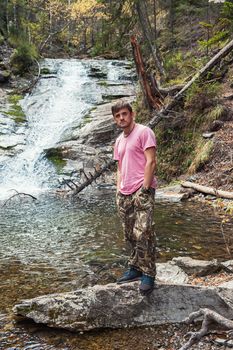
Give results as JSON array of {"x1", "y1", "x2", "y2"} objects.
[{"x1": 111, "y1": 100, "x2": 133, "y2": 116}]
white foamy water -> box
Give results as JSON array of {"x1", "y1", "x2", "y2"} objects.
[{"x1": 0, "y1": 59, "x2": 134, "y2": 200}]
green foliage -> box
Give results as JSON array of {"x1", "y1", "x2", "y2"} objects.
[
  {"x1": 198, "y1": 31, "x2": 229, "y2": 50},
  {"x1": 185, "y1": 81, "x2": 221, "y2": 112},
  {"x1": 205, "y1": 104, "x2": 225, "y2": 123},
  {"x1": 156, "y1": 125, "x2": 196, "y2": 181},
  {"x1": 10, "y1": 41, "x2": 38, "y2": 74},
  {"x1": 8, "y1": 94, "x2": 23, "y2": 104},
  {"x1": 222, "y1": 1, "x2": 233, "y2": 22},
  {"x1": 163, "y1": 50, "x2": 205, "y2": 84},
  {"x1": 157, "y1": 79, "x2": 223, "y2": 181}
]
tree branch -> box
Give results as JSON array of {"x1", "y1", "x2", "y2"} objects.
[{"x1": 2, "y1": 190, "x2": 37, "y2": 207}]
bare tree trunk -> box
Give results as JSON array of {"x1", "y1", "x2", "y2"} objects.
[
  {"x1": 135, "y1": 0, "x2": 165, "y2": 78},
  {"x1": 131, "y1": 35, "x2": 164, "y2": 110},
  {"x1": 181, "y1": 181, "x2": 233, "y2": 199},
  {"x1": 153, "y1": 0, "x2": 157, "y2": 41},
  {"x1": 6, "y1": 0, "x2": 9, "y2": 35}
]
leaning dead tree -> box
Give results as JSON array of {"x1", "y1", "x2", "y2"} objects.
[
  {"x1": 131, "y1": 35, "x2": 164, "y2": 110},
  {"x1": 134, "y1": 0, "x2": 165, "y2": 78},
  {"x1": 71, "y1": 161, "x2": 115, "y2": 196},
  {"x1": 179, "y1": 308, "x2": 233, "y2": 350},
  {"x1": 149, "y1": 38, "x2": 233, "y2": 128},
  {"x1": 67, "y1": 38, "x2": 233, "y2": 196}
]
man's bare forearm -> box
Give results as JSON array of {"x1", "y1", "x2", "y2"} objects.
[
  {"x1": 116, "y1": 166, "x2": 121, "y2": 192},
  {"x1": 143, "y1": 159, "x2": 156, "y2": 189}
]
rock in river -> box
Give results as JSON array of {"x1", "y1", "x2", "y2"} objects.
[{"x1": 13, "y1": 282, "x2": 233, "y2": 332}]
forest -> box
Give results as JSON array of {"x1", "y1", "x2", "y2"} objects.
[{"x1": 0, "y1": 1, "x2": 232, "y2": 63}]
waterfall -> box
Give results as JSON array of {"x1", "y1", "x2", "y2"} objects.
[{"x1": 0, "y1": 59, "x2": 134, "y2": 200}]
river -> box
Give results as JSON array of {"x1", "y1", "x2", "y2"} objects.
[{"x1": 0, "y1": 59, "x2": 232, "y2": 350}]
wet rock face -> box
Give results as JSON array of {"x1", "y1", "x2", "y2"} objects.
[{"x1": 60, "y1": 101, "x2": 121, "y2": 146}]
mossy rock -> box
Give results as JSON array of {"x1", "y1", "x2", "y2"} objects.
[
  {"x1": 6, "y1": 94, "x2": 26, "y2": 123},
  {"x1": 0, "y1": 62, "x2": 7, "y2": 69},
  {"x1": 41, "y1": 67, "x2": 52, "y2": 75},
  {"x1": 5, "y1": 109, "x2": 26, "y2": 122},
  {"x1": 98, "y1": 81, "x2": 108, "y2": 87},
  {"x1": 8, "y1": 94, "x2": 23, "y2": 104},
  {"x1": 45, "y1": 148, "x2": 67, "y2": 173},
  {"x1": 88, "y1": 67, "x2": 107, "y2": 79},
  {"x1": 0, "y1": 69, "x2": 11, "y2": 83}
]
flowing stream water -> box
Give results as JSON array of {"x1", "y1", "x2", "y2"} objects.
[
  {"x1": 0, "y1": 59, "x2": 232, "y2": 349},
  {"x1": 0, "y1": 59, "x2": 134, "y2": 199}
]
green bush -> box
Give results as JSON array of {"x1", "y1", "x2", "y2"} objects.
[
  {"x1": 10, "y1": 41, "x2": 38, "y2": 74},
  {"x1": 185, "y1": 81, "x2": 221, "y2": 112}
]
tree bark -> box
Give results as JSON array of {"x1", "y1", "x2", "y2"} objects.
[
  {"x1": 181, "y1": 181, "x2": 233, "y2": 199},
  {"x1": 179, "y1": 308, "x2": 233, "y2": 350},
  {"x1": 135, "y1": 0, "x2": 165, "y2": 78},
  {"x1": 39, "y1": 23, "x2": 69, "y2": 54},
  {"x1": 131, "y1": 35, "x2": 164, "y2": 110},
  {"x1": 72, "y1": 160, "x2": 115, "y2": 196}
]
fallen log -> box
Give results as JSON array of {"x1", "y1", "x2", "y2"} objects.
[
  {"x1": 181, "y1": 181, "x2": 233, "y2": 200},
  {"x1": 72, "y1": 160, "x2": 115, "y2": 196},
  {"x1": 148, "y1": 38, "x2": 233, "y2": 125},
  {"x1": 13, "y1": 283, "x2": 233, "y2": 332},
  {"x1": 164, "y1": 38, "x2": 233, "y2": 112}
]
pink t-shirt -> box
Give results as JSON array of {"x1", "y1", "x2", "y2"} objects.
[{"x1": 114, "y1": 124, "x2": 157, "y2": 195}]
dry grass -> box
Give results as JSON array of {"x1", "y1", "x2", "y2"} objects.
[{"x1": 188, "y1": 139, "x2": 214, "y2": 174}]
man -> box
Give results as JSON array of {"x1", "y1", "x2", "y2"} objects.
[{"x1": 112, "y1": 100, "x2": 157, "y2": 296}]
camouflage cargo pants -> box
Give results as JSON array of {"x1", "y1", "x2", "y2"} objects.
[{"x1": 116, "y1": 187, "x2": 156, "y2": 277}]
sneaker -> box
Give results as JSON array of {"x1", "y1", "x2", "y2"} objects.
[
  {"x1": 117, "y1": 267, "x2": 142, "y2": 284},
  {"x1": 139, "y1": 274, "x2": 155, "y2": 296}
]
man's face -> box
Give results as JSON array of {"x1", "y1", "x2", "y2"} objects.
[{"x1": 113, "y1": 108, "x2": 134, "y2": 129}]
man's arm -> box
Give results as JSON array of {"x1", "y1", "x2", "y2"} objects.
[
  {"x1": 143, "y1": 147, "x2": 156, "y2": 189},
  {"x1": 116, "y1": 163, "x2": 121, "y2": 192}
]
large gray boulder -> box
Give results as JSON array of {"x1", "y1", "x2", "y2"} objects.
[
  {"x1": 13, "y1": 282, "x2": 233, "y2": 332},
  {"x1": 172, "y1": 256, "x2": 221, "y2": 276}
]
